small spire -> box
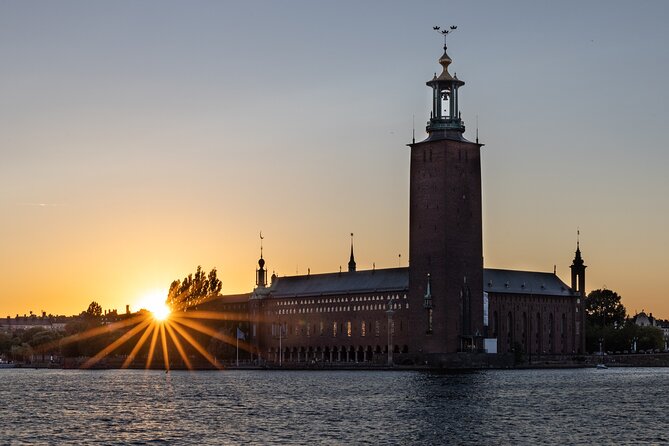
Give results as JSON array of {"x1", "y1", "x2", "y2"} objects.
[
  {"x1": 476, "y1": 114, "x2": 479, "y2": 144},
  {"x1": 423, "y1": 273, "x2": 433, "y2": 309},
  {"x1": 259, "y1": 231, "x2": 264, "y2": 259},
  {"x1": 348, "y1": 232, "x2": 356, "y2": 272}
]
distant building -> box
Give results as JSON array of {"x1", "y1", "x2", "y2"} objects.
[
  {"x1": 633, "y1": 311, "x2": 654, "y2": 327},
  {"x1": 631, "y1": 311, "x2": 669, "y2": 351},
  {"x1": 0, "y1": 313, "x2": 69, "y2": 333},
  {"x1": 207, "y1": 37, "x2": 586, "y2": 366}
]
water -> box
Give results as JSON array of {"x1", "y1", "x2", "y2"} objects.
[{"x1": 1, "y1": 368, "x2": 668, "y2": 445}]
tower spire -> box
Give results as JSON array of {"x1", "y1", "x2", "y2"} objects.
[
  {"x1": 348, "y1": 232, "x2": 356, "y2": 272},
  {"x1": 260, "y1": 231, "x2": 264, "y2": 259}
]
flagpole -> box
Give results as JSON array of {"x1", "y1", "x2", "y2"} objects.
[{"x1": 236, "y1": 335, "x2": 239, "y2": 367}]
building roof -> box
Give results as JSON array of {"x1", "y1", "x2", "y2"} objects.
[
  {"x1": 483, "y1": 269, "x2": 575, "y2": 297},
  {"x1": 268, "y1": 267, "x2": 409, "y2": 298},
  {"x1": 254, "y1": 267, "x2": 575, "y2": 299}
]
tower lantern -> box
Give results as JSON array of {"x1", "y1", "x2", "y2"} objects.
[{"x1": 427, "y1": 26, "x2": 465, "y2": 138}]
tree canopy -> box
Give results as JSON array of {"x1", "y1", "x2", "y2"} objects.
[
  {"x1": 85, "y1": 301, "x2": 103, "y2": 318},
  {"x1": 585, "y1": 289, "x2": 626, "y2": 328},
  {"x1": 167, "y1": 266, "x2": 222, "y2": 311}
]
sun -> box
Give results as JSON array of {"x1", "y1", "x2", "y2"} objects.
[{"x1": 137, "y1": 290, "x2": 171, "y2": 321}]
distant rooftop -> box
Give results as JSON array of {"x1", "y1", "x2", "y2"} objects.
[{"x1": 484, "y1": 269, "x2": 575, "y2": 297}]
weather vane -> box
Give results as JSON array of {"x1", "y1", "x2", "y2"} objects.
[{"x1": 433, "y1": 25, "x2": 457, "y2": 47}]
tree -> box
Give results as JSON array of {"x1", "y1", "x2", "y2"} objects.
[
  {"x1": 85, "y1": 301, "x2": 103, "y2": 318},
  {"x1": 167, "y1": 266, "x2": 222, "y2": 311},
  {"x1": 585, "y1": 289, "x2": 626, "y2": 328}
]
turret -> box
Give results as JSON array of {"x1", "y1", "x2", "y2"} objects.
[
  {"x1": 256, "y1": 232, "x2": 267, "y2": 288},
  {"x1": 570, "y1": 234, "x2": 586, "y2": 296}
]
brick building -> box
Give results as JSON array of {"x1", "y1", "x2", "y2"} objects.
[{"x1": 207, "y1": 37, "x2": 586, "y2": 366}]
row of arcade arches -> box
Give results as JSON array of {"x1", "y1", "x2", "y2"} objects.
[{"x1": 266, "y1": 345, "x2": 410, "y2": 363}]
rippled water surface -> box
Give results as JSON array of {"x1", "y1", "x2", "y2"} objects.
[{"x1": 2, "y1": 367, "x2": 668, "y2": 445}]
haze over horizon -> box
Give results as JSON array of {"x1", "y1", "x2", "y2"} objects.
[{"x1": 2, "y1": 1, "x2": 668, "y2": 318}]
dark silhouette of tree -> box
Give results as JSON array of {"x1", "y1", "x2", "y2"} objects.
[
  {"x1": 167, "y1": 266, "x2": 222, "y2": 311},
  {"x1": 85, "y1": 301, "x2": 103, "y2": 318},
  {"x1": 585, "y1": 289, "x2": 626, "y2": 328}
]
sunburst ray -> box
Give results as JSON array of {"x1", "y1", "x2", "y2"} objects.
[
  {"x1": 170, "y1": 309, "x2": 249, "y2": 322},
  {"x1": 145, "y1": 324, "x2": 161, "y2": 369},
  {"x1": 81, "y1": 318, "x2": 152, "y2": 369},
  {"x1": 170, "y1": 315, "x2": 254, "y2": 354},
  {"x1": 37, "y1": 313, "x2": 148, "y2": 354},
  {"x1": 167, "y1": 319, "x2": 222, "y2": 369},
  {"x1": 122, "y1": 321, "x2": 156, "y2": 368},
  {"x1": 159, "y1": 323, "x2": 170, "y2": 371},
  {"x1": 163, "y1": 320, "x2": 193, "y2": 370}
]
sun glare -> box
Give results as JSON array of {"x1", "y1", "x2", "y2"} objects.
[
  {"x1": 137, "y1": 290, "x2": 171, "y2": 321},
  {"x1": 48, "y1": 286, "x2": 240, "y2": 371}
]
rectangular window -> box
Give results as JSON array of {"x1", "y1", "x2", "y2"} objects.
[
  {"x1": 375, "y1": 320, "x2": 380, "y2": 337},
  {"x1": 320, "y1": 321, "x2": 324, "y2": 335},
  {"x1": 361, "y1": 321, "x2": 366, "y2": 337},
  {"x1": 333, "y1": 321, "x2": 337, "y2": 337},
  {"x1": 347, "y1": 321, "x2": 352, "y2": 337},
  {"x1": 306, "y1": 322, "x2": 310, "y2": 337}
]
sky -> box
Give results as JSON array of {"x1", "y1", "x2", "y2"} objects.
[{"x1": 1, "y1": 1, "x2": 668, "y2": 318}]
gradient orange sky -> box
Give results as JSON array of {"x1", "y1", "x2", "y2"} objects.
[{"x1": 2, "y1": 1, "x2": 668, "y2": 318}]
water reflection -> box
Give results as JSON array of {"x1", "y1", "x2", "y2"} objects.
[{"x1": 1, "y1": 368, "x2": 669, "y2": 444}]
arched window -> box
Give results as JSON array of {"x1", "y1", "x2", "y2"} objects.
[
  {"x1": 536, "y1": 312, "x2": 542, "y2": 353},
  {"x1": 548, "y1": 313, "x2": 555, "y2": 354},
  {"x1": 506, "y1": 312, "x2": 513, "y2": 351},
  {"x1": 522, "y1": 312, "x2": 528, "y2": 353}
]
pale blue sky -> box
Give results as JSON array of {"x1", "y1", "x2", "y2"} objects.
[{"x1": 1, "y1": 1, "x2": 668, "y2": 316}]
